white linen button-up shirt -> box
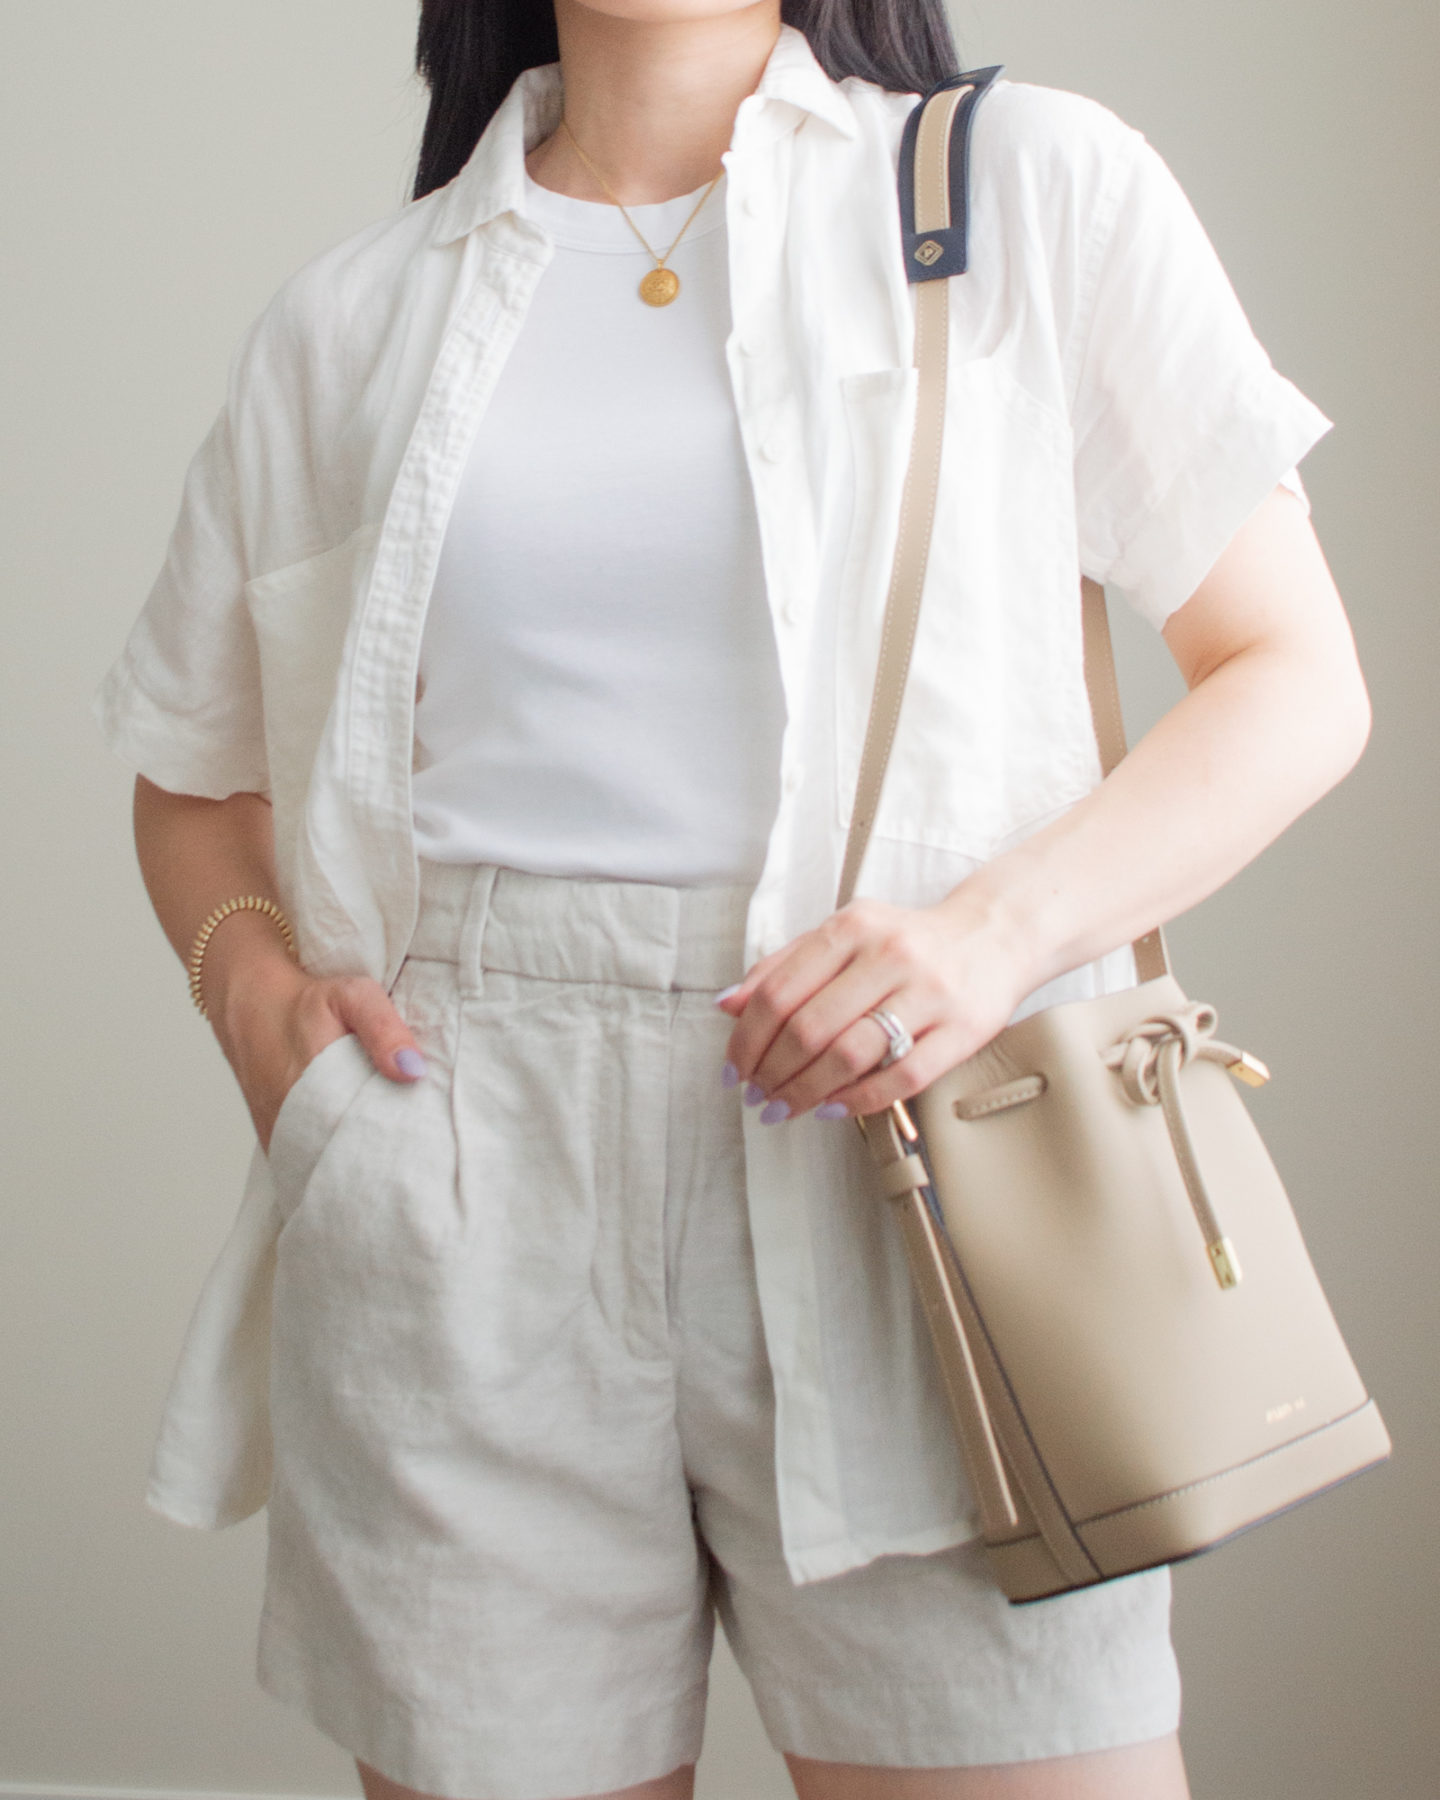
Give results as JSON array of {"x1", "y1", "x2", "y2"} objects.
[{"x1": 95, "y1": 23, "x2": 1330, "y2": 1582}]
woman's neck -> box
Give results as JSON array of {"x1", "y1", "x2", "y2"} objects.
[{"x1": 525, "y1": 1, "x2": 782, "y2": 204}]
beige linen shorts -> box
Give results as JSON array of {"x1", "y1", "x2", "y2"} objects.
[{"x1": 256, "y1": 859, "x2": 1181, "y2": 1800}]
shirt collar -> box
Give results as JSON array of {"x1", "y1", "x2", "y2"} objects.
[{"x1": 429, "y1": 21, "x2": 859, "y2": 247}]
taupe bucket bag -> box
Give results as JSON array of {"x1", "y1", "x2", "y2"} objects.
[{"x1": 846, "y1": 70, "x2": 1391, "y2": 1605}]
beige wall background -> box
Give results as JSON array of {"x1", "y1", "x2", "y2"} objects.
[{"x1": 2, "y1": 1, "x2": 1434, "y2": 1796}]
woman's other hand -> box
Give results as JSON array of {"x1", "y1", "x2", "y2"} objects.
[
  {"x1": 720, "y1": 483, "x2": 1370, "y2": 1125},
  {"x1": 715, "y1": 887, "x2": 1035, "y2": 1125}
]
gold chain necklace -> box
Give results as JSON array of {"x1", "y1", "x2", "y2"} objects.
[{"x1": 558, "y1": 117, "x2": 723, "y2": 307}]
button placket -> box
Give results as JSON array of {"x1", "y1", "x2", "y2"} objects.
[
  {"x1": 725, "y1": 130, "x2": 818, "y2": 822},
  {"x1": 348, "y1": 235, "x2": 553, "y2": 985}
]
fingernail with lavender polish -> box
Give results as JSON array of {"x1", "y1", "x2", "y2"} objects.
[
  {"x1": 815, "y1": 1102, "x2": 849, "y2": 1121},
  {"x1": 744, "y1": 1083, "x2": 766, "y2": 1106},
  {"x1": 395, "y1": 1047, "x2": 428, "y2": 1079},
  {"x1": 760, "y1": 1099, "x2": 791, "y2": 1125},
  {"x1": 721, "y1": 1061, "x2": 740, "y2": 1088},
  {"x1": 713, "y1": 983, "x2": 742, "y2": 1007}
]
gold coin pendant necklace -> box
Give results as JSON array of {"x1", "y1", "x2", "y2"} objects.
[{"x1": 558, "y1": 117, "x2": 723, "y2": 307}]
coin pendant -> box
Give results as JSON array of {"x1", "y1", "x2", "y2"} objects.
[{"x1": 639, "y1": 267, "x2": 680, "y2": 306}]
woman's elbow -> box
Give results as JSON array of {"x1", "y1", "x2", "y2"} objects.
[{"x1": 1307, "y1": 640, "x2": 1372, "y2": 794}]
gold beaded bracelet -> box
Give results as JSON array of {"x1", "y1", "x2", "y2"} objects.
[{"x1": 187, "y1": 895, "x2": 298, "y2": 1019}]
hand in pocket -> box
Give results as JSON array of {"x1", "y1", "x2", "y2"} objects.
[{"x1": 215, "y1": 965, "x2": 427, "y2": 1153}]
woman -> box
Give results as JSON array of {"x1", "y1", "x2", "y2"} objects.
[{"x1": 96, "y1": 2, "x2": 1369, "y2": 1797}]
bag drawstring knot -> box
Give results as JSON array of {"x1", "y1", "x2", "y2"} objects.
[
  {"x1": 1103, "y1": 1004, "x2": 1269, "y2": 1288},
  {"x1": 1109, "y1": 1001, "x2": 1228, "y2": 1106}
]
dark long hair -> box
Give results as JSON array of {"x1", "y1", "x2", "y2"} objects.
[{"x1": 412, "y1": 1, "x2": 960, "y2": 201}]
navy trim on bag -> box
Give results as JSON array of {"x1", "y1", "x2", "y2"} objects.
[{"x1": 898, "y1": 66, "x2": 1004, "y2": 282}]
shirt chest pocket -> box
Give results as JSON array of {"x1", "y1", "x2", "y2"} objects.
[
  {"x1": 243, "y1": 520, "x2": 383, "y2": 886},
  {"x1": 833, "y1": 355, "x2": 1099, "y2": 862}
]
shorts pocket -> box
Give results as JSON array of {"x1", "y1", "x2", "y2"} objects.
[{"x1": 266, "y1": 1033, "x2": 376, "y2": 1225}]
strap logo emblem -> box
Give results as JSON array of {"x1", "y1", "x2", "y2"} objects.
[{"x1": 914, "y1": 239, "x2": 944, "y2": 266}]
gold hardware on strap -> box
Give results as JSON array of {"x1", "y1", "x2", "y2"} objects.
[
  {"x1": 1209, "y1": 1237, "x2": 1243, "y2": 1290},
  {"x1": 852, "y1": 1103, "x2": 923, "y2": 1200},
  {"x1": 891, "y1": 1098, "x2": 920, "y2": 1142},
  {"x1": 1228, "y1": 1051, "x2": 1271, "y2": 1088}
]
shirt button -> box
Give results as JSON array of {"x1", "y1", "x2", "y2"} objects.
[
  {"x1": 758, "y1": 436, "x2": 784, "y2": 463},
  {"x1": 742, "y1": 193, "x2": 763, "y2": 219},
  {"x1": 783, "y1": 763, "x2": 805, "y2": 796}
]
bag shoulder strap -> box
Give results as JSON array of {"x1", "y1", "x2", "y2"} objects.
[
  {"x1": 836, "y1": 71, "x2": 1168, "y2": 985},
  {"x1": 1080, "y1": 577, "x2": 1168, "y2": 980}
]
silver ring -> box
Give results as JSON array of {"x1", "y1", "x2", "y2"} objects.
[{"x1": 866, "y1": 1006, "x2": 914, "y2": 1070}]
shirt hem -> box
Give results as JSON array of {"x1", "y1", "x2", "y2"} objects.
[
  {"x1": 783, "y1": 1512, "x2": 984, "y2": 1585},
  {"x1": 92, "y1": 662, "x2": 270, "y2": 801},
  {"x1": 1101, "y1": 373, "x2": 1334, "y2": 629},
  {"x1": 145, "y1": 1476, "x2": 265, "y2": 1531}
]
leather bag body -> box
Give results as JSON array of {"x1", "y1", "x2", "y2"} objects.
[{"x1": 846, "y1": 71, "x2": 1390, "y2": 1604}]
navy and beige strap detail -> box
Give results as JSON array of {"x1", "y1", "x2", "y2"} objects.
[{"x1": 897, "y1": 65, "x2": 1004, "y2": 282}]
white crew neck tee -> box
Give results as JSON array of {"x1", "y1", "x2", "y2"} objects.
[{"x1": 411, "y1": 169, "x2": 787, "y2": 885}]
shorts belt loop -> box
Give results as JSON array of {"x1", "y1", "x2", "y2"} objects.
[{"x1": 456, "y1": 864, "x2": 500, "y2": 999}]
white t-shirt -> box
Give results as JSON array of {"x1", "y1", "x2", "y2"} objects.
[{"x1": 411, "y1": 169, "x2": 787, "y2": 884}]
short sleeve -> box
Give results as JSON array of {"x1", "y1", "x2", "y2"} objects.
[
  {"x1": 1071, "y1": 130, "x2": 1333, "y2": 629},
  {"x1": 1277, "y1": 465, "x2": 1310, "y2": 512},
  {"x1": 92, "y1": 401, "x2": 269, "y2": 799}
]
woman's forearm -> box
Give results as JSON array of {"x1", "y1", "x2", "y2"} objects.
[
  {"x1": 717, "y1": 490, "x2": 1372, "y2": 1123},
  {"x1": 132, "y1": 777, "x2": 302, "y2": 1032},
  {"x1": 955, "y1": 635, "x2": 1371, "y2": 992},
  {"x1": 950, "y1": 491, "x2": 1372, "y2": 994}
]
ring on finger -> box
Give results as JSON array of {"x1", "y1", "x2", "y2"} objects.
[{"x1": 866, "y1": 1006, "x2": 914, "y2": 1070}]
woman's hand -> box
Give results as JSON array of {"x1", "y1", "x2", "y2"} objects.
[
  {"x1": 716, "y1": 887, "x2": 1036, "y2": 1124},
  {"x1": 131, "y1": 779, "x2": 427, "y2": 1155},
  {"x1": 208, "y1": 938, "x2": 427, "y2": 1155},
  {"x1": 719, "y1": 486, "x2": 1371, "y2": 1130}
]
